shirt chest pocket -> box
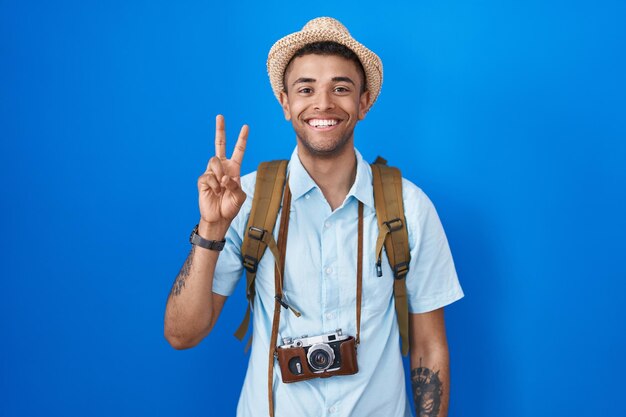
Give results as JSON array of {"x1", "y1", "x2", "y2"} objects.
[
  {"x1": 334, "y1": 217, "x2": 395, "y2": 314},
  {"x1": 336, "y1": 248, "x2": 394, "y2": 315},
  {"x1": 359, "y1": 250, "x2": 395, "y2": 313}
]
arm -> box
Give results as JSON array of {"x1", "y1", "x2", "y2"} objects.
[
  {"x1": 409, "y1": 308, "x2": 450, "y2": 417},
  {"x1": 163, "y1": 226, "x2": 228, "y2": 350},
  {"x1": 164, "y1": 115, "x2": 248, "y2": 350}
]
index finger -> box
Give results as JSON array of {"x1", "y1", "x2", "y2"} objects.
[
  {"x1": 230, "y1": 124, "x2": 249, "y2": 166},
  {"x1": 214, "y1": 114, "x2": 226, "y2": 159}
]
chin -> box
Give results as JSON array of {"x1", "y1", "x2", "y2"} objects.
[
  {"x1": 295, "y1": 125, "x2": 355, "y2": 157},
  {"x1": 298, "y1": 136, "x2": 353, "y2": 158}
]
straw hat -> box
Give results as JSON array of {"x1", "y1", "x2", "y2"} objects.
[{"x1": 267, "y1": 17, "x2": 383, "y2": 107}]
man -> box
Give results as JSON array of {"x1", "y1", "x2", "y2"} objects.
[{"x1": 164, "y1": 17, "x2": 463, "y2": 417}]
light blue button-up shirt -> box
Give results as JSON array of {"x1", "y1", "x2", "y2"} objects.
[{"x1": 213, "y1": 148, "x2": 463, "y2": 417}]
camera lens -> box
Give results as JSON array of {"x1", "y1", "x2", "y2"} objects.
[
  {"x1": 307, "y1": 344, "x2": 335, "y2": 372},
  {"x1": 311, "y1": 351, "x2": 329, "y2": 367}
]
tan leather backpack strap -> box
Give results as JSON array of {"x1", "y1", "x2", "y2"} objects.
[
  {"x1": 235, "y1": 160, "x2": 288, "y2": 342},
  {"x1": 371, "y1": 161, "x2": 411, "y2": 356},
  {"x1": 268, "y1": 181, "x2": 292, "y2": 417},
  {"x1": 233, "y1": 307, "x2": 251, "y2": 344}
]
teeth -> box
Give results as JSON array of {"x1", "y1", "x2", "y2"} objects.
[{"x1": 308, "y1": 119, "x2": 338, "y2": 128}]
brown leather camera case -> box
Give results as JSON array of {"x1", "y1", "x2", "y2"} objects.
[{"x1": 277, "y1": 336, "x2": 359, "y2": 383}]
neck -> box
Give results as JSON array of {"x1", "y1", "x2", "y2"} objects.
[{"x1": 297, "y1": 144, "x2": 357, "y2": 211}]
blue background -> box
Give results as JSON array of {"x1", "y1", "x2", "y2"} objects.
[{"x1": 2, "y1": 0, "x2": 625, "y2": 416}]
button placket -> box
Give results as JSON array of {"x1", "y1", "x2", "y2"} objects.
[{"x1": 321, "y1": 213, "x2": 339, "y2": 334}]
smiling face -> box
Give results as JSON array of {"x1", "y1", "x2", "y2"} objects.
[{"x1": 279, "y1": 54, "x2": 371, "y2": 158}]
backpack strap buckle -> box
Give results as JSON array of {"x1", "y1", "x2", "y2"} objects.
[
  {"x1": 393, "y1": 262, "x2": 409, "y2": 279},
  {"x1": 243, "y1": 227, "x2": 268, "y2": 273},
  {"x1": 248, "y1": 226, "x2": 266, "y2": 241},
  {"x1": 243, "y1": 255, "x2": 259, "y2": 273},
  {"x1": 384, "y1": 218, "x2": 403, "y2": 233}
]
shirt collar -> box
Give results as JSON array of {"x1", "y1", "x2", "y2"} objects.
[{"x1": 287, "y1": 147, "x2": 375, "y2": 209}]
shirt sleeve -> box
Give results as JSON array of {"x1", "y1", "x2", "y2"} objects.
[
  {"x1": 403, "y1": 179, "x2": 464, "y2": 313},
  {"x1": 211, "y1": 172, "x2": 256, "y2": 296}
]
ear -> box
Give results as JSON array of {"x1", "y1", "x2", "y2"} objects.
[
  {"x1": 358, "y1": 90, "x2": 371, "y2": 120},
  {"x1": 279, "y1": 91, "x2": 292, "y2": 121}
]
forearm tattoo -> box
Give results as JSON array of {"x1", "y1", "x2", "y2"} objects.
[
  {"x1": 411, "y1": 358, "x2": 443, "y2": 417},
  {"x1": 170, "y1": 246, "x2": 195, "y2": 297}
]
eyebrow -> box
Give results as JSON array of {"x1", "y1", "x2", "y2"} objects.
[
  {"x1": 291, "y1": 76, "x2": 356, "y2": 87},
  {"x1": 331, "y1": 76, "x2": 356, "y2": 85},
  {"x1": 292, "y1": 77, "x2": 316, "y2": 87}
]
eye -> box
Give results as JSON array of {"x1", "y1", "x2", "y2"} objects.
[
  {"x1": 334, "y1": 86, "x2": 350, "y2": 94},
  {"x1": 298, "y1": 87, "x2": 313, "y2": 94}
]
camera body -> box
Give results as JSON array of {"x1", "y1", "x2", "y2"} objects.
[{"x1": 277, "y1": 329, "x2": 358, "y2": 383}]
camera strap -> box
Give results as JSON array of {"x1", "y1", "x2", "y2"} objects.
[
  {"x1": 268, "y1": 177, "x2": 292, "y2": 417},
  {"x1": 267, "y1": 181, "x2": 364, "y2": 417}
]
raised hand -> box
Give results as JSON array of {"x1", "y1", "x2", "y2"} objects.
[{"x1": 197, "y1": 115, "x2": 248, "y2": 229}]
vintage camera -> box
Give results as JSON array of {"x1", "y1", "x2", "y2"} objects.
[{"x1": 276, "y1": 329, "x2": 358, "y2": 383}]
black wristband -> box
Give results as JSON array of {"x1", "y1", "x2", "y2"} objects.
[{"x1": 189, "y1": 224, "x2": 226, "y2": 251}]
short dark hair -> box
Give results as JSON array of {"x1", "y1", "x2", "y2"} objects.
[{"x1": 283, "y1": 41, "x2": 367, "y2": 93}]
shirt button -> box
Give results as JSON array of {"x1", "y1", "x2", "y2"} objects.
[
  {"x1": 326, "y1": 312, "x2": 334, "y2": 320},
  {"x1": 329, "y1": 406, "x2": 337, "y2": 413},
  {"x1": 324, "y1": 221, "x2": 331, "y2": 229},
  {"x1": 325, "y1": 267, "x2": 333, "y2": 275},
  {"x1": 305, "y1": 194, "x2": 310, "y2": 200}
]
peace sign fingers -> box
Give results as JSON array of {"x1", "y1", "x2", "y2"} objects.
[
  {"x1": 200, "y1": 115, "x2": 249, "y2": 225},
  {"x1": 213, "y1": 114, "x2": 248, "y2": 163}
]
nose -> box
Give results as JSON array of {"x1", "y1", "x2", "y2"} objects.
[{"x1": 314, "y1": 90, "x2": 335, "y2": 111}]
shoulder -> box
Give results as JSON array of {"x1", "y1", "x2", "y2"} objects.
[
  {"x1": 400, "y1": 176, "x2": 431, "y2": 211},
  {"x1": 240, "y1": 169, "x2": 258, "y2": 197},
  {"x1": 240, "y1": 159, "x2": 290, "y2": 197},
  {"x1": 399, "y1": 176, "x2": 443, "y2": 242}
]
